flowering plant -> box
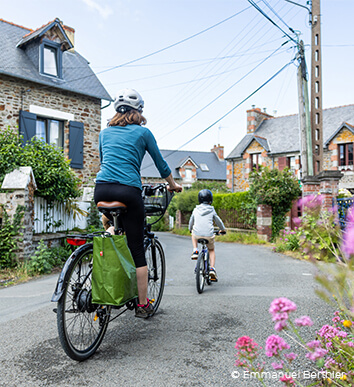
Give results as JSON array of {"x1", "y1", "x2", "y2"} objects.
[{"x1": 234, "y1": 298, "x2": 354, "y2": 386}]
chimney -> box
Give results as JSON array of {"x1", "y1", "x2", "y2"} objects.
[
  {"x1": 62, "y1": 24, "x2": 75, "y2": 50},
  {"x1": 246, "y1": 106, "x2": 273, "y2": 134},
  {"x1": 211, "y1": 144, "x2": 224, "y2": 160}
]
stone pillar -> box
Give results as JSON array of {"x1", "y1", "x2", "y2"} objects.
[
  {"x1": 317, "y1": 171, "x2": 343, "y2": 210},
  {"x1": 302, "y1": 171, "x2": 342, "y2": 211},
  {"x1": 257, "y1": 204, "x2": 272, "y2": 241},
  {"x1": 176, "y1": 210, "x2": 182, "y2": 229},
  {"x1": 0, "y1": 167, "x2": 37, "y2": 260}
]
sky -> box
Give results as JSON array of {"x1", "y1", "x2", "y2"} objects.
[{"x1": 1, "y1": 0, "x2": 353, "y2": 157}]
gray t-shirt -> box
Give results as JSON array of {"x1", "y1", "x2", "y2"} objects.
[{"x1": 188, "y1": 203, "x2": 225, "y2": 237}]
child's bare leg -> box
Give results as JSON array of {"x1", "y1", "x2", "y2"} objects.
[
  {"x1": 192, "y1": 235, "x2": 198, "y2": 250},
  {"x1": 209, "y1": 248, "x2": 216, "y2": 268}
]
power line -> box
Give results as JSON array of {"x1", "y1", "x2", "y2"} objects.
[
  {"x1": 247, "y1": 0, "x2": 297, "y2": 44},
  {"x1": 261, "y1": 0, "x2": 294, "y2": 32},
  {"x1": 142, "y1": 47, "x2": 289, "y2": 92},
  {"x1": 142, "y1": 59, "x2": 294, "y2": 170},
  {"x1": 34, "y1": 5, "x2": 253, "y2": 91},
  {"x1": 95, "y1": 6, "x2": 252, "y2": 76},
  {"x1": 157, "y1": 43, "x2": 289, "y2": 141}
]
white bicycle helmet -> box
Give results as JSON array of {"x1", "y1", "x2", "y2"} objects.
[{"x1": 113, "y1": 88, "x2": 144, "y2": 113}]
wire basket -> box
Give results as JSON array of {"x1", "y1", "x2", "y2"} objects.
[{"x1": 143, "y1": 184, "x2": 173, "y2": 217}]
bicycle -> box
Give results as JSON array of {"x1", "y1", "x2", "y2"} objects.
[
  {"x1": 195, "y1": 230, "x2": 225, "y2": 294},
  {"x1": 51, "y1": 183, "x2": 173, "y2": 361}
]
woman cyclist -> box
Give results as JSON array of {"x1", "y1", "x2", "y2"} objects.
[{"x1": 94, "y1": 88, "x2": 182, "y2": 318}]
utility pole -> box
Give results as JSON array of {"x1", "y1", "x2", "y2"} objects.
[
  {"x1": 310, "y1": 0, "x2": 323, "y2": 174},
  {"x1": 297, "y1": 40, "x2": 313, "y2": 177}
]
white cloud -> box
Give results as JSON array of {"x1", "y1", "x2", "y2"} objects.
[{"x1": 81, "y1": 0, "x2": 113, "y2": 19}]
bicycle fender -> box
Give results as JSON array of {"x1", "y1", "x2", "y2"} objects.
[{"x1": 51, "y1": 244, "x2": 90, "y2": 302}]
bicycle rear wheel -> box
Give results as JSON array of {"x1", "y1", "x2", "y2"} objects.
[
  {"x1": 145, "y1": 238, "x2": 165, "y2": 315},
  {"x1": 196, "y1": 252, "x2": 205, "y2": 294},
  {"x1": 57, "y1": 243, "x2": 111, "y2": 361},
  {"x1": 206, "y1": 251, "x2": 212, "y2": 285}
]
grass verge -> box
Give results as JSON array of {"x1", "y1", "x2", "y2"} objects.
[{"x1": 171, "y1": 227, "x2": 267, "y2": 245}]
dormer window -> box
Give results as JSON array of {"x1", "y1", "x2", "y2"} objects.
[{"x1": 40, "y1": 40, "x2": 62, "y2": 78}]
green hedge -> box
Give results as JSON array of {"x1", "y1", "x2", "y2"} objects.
[{"x1": 173, "y1": 190, "x2": 256, "y2": 229}]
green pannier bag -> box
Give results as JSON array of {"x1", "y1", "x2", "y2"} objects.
[{"x1": 92, "y1": 235, "x2": 138, "y2": 306}]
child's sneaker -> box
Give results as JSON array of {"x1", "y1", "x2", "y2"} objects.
[
  {"x1": 191, "y1": 250, "x2": 199, "y2": 260},
  {"x1": 209, "y1": 267, "x2": 218, "y2": 282},
  {"x1": 135, "y1": 299, "x2": 154, "y2": 318}
]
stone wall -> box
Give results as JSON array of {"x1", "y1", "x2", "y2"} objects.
[{"x1": 0, "y1": 73, "x2": 101, "y2": 188}]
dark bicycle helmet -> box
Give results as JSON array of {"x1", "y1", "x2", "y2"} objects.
[
  {"x1": 198, "y1": 189, "x2": 213, "y2": 204},
  {"x1": 113, "y1": 88, "x2": 144, "y2": 113}
]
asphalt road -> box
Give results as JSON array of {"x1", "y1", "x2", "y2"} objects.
[{"x1": 0, "y1": 232, "x2": 333, "y2": 387}]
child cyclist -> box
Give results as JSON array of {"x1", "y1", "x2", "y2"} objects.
[{"x1": 188, "y1": 189, "x2": 226, "y2": 282}]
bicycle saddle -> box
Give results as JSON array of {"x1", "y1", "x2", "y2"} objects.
[
  {"x1": 97, "y1": 201, "x2": 127, "y2": 213},
  {"x1": 197, "y1": 238, "x2": 209, "y2": 245}
]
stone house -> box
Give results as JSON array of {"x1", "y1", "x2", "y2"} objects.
[
  {"x1": 141, "y1": 145, "x2": 226, "y2": 188},
  {"x1": 226, "y1": 105, "x2": 354, "y2": 193},
  {"x1": 0, "y1": 18, "x2": 112, "y2": 189}
]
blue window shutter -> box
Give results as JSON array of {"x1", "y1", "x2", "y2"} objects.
[
  {"x1": 69, "y1": 121, "x2": 84, "y2": 169},
  {"x1": 19, "y1": 110, "x2": 36, "y2": 145}
]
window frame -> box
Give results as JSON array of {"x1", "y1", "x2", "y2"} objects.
[
  {"x1": 338, "y1": 143, "x2": 353, "y2": 167},
  {"x1": 35, "y1": 117, "x2": 64, "y2": 148},
  {"x1": 251, "y1": 153, "x2": 262, "y2": 171},
  {"x1": 40, "y1": 39, "x2": 62, "y2": 78}
]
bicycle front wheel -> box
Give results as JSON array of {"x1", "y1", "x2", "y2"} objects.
[
  {"x1": 196, "y1": 252, "x2": 205, "y2": 294},
  {"x1": 145, "y1": 238, "x2": 165, "y2": 315},
  {"x1": 57, "y1": 243, "x2": 111, "y2": 361}
]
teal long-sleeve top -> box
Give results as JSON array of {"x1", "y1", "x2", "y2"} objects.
[{"x1": 96, "y1": 124, "x2": 171, "y2": 189}]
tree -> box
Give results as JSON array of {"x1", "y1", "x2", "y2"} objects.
[{"x1": 248, "y1": 167, "x2": 302, "y2": 237}]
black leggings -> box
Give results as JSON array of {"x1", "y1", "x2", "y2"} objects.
[{"x1": 94, "y1": 183, "x2": 146, "y2": 268}]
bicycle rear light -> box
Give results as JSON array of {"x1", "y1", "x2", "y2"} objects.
[{"x1": 66, "y1": 237, "x2": 87, "y2": 246}]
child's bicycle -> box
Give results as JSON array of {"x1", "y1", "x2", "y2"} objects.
[
  {"x1": 195, "y1": 230, "x2": 225, "y2": 294},
  {"x1": 51, "y1": 183, "x2": 173, "y2": 361}
]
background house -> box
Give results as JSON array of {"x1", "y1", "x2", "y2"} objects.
[
  {"x1": 226, "y1": 105, "x2": 354, "y2": 192},
  {"x1": 141, "y1": 145, "x2": 226, "y2": 188},
  {"x1": 0, "y1": 18, "x2": 112, "y2": 189}
]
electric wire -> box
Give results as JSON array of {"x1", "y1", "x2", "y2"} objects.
[
  {"x1": 247, "y1": 0, "x2": 298, "y2": 44},
  {"x1": 95, "y1": 6, "x2": 252, "y2": 76},
  {"x1": 141, "y1": 59, "x2": 295, "y2": 170},
  {"x1": 157, "y1": 44, "x2": 289, "y2": 142}
]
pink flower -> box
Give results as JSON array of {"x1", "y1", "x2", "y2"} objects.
[
  {"x1": 342, "y1": 226, "x2": 354, "y2": 258},
  {"x1": 294, "y1": 316, "x2": 313, "y2": 327},
  {"x1": 280, "y1": 375, "x2": 295, "y2": 385},
  {"x1": 269, "y1": 298, "x2": 297, "y2": 316},
  {"x1": 298, "y1": 194, "x2": 323, "y2": 209},
  {"x1": 235, "y1": 336, "x2": 260, "y2": 361},
  {"x1": 271, "y1": 361, "x2": 284, "y2": 370},
  {"x1": 274, "y1": 320, "x2": 288, "y2": 331},
  {"x1": 284, "y1": 352, "x2": 298, "y2": 361},
  {"x1": 265, "y1": 335, "x2": 290, "y2": 357},
  {"x1": 306, "y1": 347, "x2": 328, "y2": 361},
  {"x1": 307, "y1": 340, "x2": 321, "y2": 349}
]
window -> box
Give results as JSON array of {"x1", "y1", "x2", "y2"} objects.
[
  {"x1": 199, "y1": 163, "x2": 209, "y2": 172},
  {"x1": 36, "y1": 118, "x2": 64, "y2": 148},
  {"x1": 339, "y1": 143, "x2": 353, "y2": 166},
  {"x1": 40, "y1": 40, "x2": 62, "y2": 78},
  {"x1": 287, "y1": 156, "x2": 296, "y2": 172},
  {"x1": 251, "y1": 153, "x2": 262, "y2": 170},
  {"x1": 184, "y1": 168, "x2": 193, "y2": 181}
]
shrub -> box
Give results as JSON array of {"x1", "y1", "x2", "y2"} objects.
[
  {"x1": 0, "y1": 205, "x2": 25, "y2": 269},
  {"x1": 248, "y1": 167, "x2": 301, "y2": 238},
  {"x1": 0, "y1": 129, "x2": 81, "y2": 202},
  {"x1": 86, "y1": 199, "x2": 102, "y2": 230},
  {"x1": 27, "y1": 240, "x2": 72, "y2": 275}
]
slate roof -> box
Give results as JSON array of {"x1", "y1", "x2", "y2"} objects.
[
  {"x1": 226, "y1": 105, "x2": 354, "y2": 159},
  {"x1": 0, "y1": 19, "x2": 112, "y2": 101},
  {"x1": 141, "y1": 149, "x2": 226, "y2": 181}
]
